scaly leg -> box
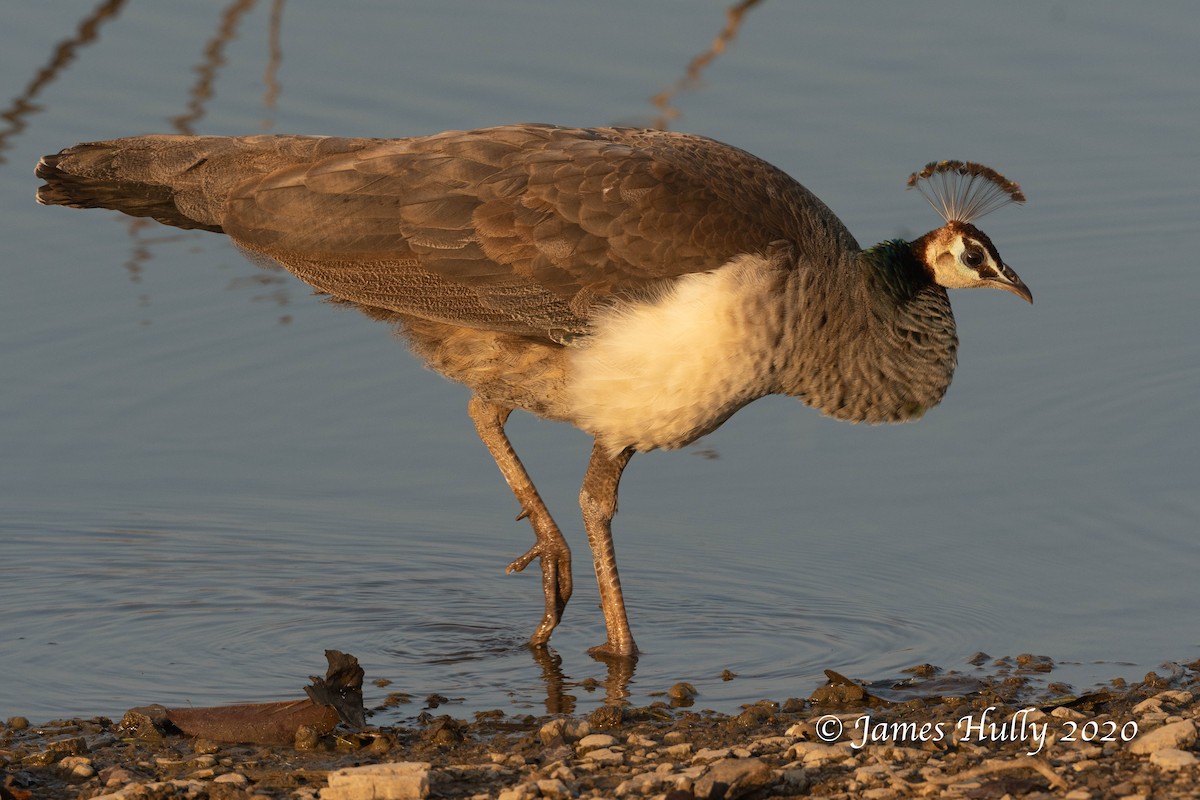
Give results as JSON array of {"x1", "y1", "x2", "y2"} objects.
[
  {"x1": 579, "y1": 442, "x2": 638, "y2": 659},
  {"x1": 468, "y1": 396, "x2": 571, "y2": 647}
]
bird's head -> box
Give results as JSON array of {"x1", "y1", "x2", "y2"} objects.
[{"x1": 908, "y1": 160, "x2": 1031, "y2": 303}]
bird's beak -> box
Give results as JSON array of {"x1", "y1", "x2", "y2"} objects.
[{"x1": 991, "y1": 263, "x2": 1033, "y2": 304}]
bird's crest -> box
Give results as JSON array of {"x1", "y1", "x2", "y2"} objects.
[{"x1": 906, "y1": 160, "x2": 1025, "y2": 224}]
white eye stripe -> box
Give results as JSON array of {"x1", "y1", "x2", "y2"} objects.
[{"x1": 960, "y1": 237, "x2": 997, "y2": 273}]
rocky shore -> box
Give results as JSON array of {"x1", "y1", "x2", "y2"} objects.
[{"x1": 3, "y1": 658, "x2": 1198, "y2": 800}]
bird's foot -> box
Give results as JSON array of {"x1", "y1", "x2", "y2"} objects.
[
  {"x1": 506, "y1": 518, "x2": 573, "y2": 647},
  {"x1": 587, "y1": 640, "x2": 640, "y2": 661}
]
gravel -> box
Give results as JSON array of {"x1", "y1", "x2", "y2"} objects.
[{"x1": 3, "y1": 658, "x2": 1199, "y2": 799}]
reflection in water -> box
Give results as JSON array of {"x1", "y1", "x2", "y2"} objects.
[
  {"x1": 530, "y1": 645, "x2": 637, "y2": 714},
  {"x1": 531, "y1": 646, "x2": 575, "y2": 715},
  {"x1": 261, "y1": 0, "x2": 286, "y2": 129},
  {"x1": 0, "y1": 0, "x2": 127, "y2": 165},
  {"x1": 171, "y1": 0, "x2": 264, "y2": 135},
  {"x1": 146, "y1": 0, "x2": 290, "y2": 312},
  {"x1": 649, "y1": 0, "x2": 763, "y2": 130}
]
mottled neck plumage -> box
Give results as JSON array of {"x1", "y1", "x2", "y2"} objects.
[
  {"x1": 771, "y1": 240, "x2": 958, "y2": 425},
  {"x1": 859, "y1": 239, "x2": 932, "y2": 304}
]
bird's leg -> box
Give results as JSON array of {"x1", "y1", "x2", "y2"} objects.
[
  {"x1": 468, "y1": 396, "x2": 571, "y2": 648},
  {"x1": 579, "y1": 442, "x2": 638, "y2": 659}
]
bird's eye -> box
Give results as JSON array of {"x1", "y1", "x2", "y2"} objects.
[{"x1": 961, "y1": 249, "x2": 984, "y2": 268}]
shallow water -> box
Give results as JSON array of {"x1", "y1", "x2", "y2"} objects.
[{"x1": 2, "y1": 1, "x2": 1198, "y2": 723}]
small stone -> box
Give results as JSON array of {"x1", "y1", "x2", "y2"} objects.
[
  {"x1": 1063, "y1": 791, "x2": 1091, "y2": 800},
  {"x1": 692, "y1": 747, "x2": 731, "y2": 763},
  {"x1": 862, "y1": 789, "x2": 897, "y2": 800},
  {"x1": 321, "y1": 762, "x2": 431, "y2": 800},
  {"x1": 192, "y1": 738, "x2": 221, "y2": 755},
  {"x1": 784, "y1": 722, "x2": 811, "y2": 738},
  {"x1": 563, "y1": 719, "x2": 591, "y2": 740},
  {"x1": 1155, "y1": 690, "x2": 1193, "y2": 705},
  {"x1": 853, "y1": 764, "x2": 889, "y2": 783},
  {"x1": 1051, "y1": 706, "x2": 1086, "y2": 720},
  {"x1": 6, "y1": 716, "x2": 30, "y2": 731},
  {"x1": 589, "y1": 704, "x2": 624, "y2": 729},
  {"x1": 1129, "y1": 720, "x2": 1197, "y2": 754},
  {"x1": 1149, "y1": 748, "x2": 1198, "y2": 770},
  {"x1": 214, "y1": 772, "x2": 249, "y2": 785},
  {"x1": 780, "y1": 766, "x2": 807, "y2": 788},
  {"x1": 577, "y1": 733, "x2": 618, "y2": 751},
  {"x1": 59, "y1": 755, "x2": 95, "y2": 778},
  {"x1": 119, "y1": 705, "x2": 168, "y2": 741},
  {"x1": 191, "y1": 755, "x2": 218, "y2": 769},
  {"x1": 295, "y1": 724, "x2": 322, "y2": 751},
  {"x1": 614, "y1": 771, "x2": 668, "y2": 797},
  {"x1": 692, "y1": 757, "x2": 772, "y2": 800},
  {"x1": 497, "y1": 786, "x2": 533, "y2": 800},
  {"x1": 667, "y1": 682, "x2": 697, "y2": 702},
  {"x1": 781, "y1": 697, "x2": 805, "y2": 713},
  {"x1": 535, "y1": 778, "x2": 569, "y2": 798},
  {"x1": 582, "y1": 747, "x2": 624, "y2": 765},
  {"x1": 539, "y1": 718, "x2": 569, "y2": 746},
  {"x1": 52, "y1": 736, "x2": 89, "y2": 756},
  {"x1": 797, "y1": 743, "x2": 853, "y2": 767},
  {"x1": 748, "y1": 736, "x2": 792, "y2": 753},
  {"x1": 547, "y1": 765, "x2": 575, "y2": 782},
  {"x1": 102, "y1": 767, "x2": 145, "y2": 787},
  {"x1": 662, "y1": 742, "x2": 692, "y2": 759},
  {"x1": 1132, "y1": 698, "x2": 1163, "y2": 715}
]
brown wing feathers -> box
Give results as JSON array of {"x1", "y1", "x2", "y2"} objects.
[{"x1": 37, "y1": 124, "x2": 858, "y2": 340}]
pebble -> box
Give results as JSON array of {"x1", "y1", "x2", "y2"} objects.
[
  {"x1": 214, "y1": 771, "x2": 249, "y2": 785},
  {"x1": 1129, "y1": 720, "x2": 1197, "y2": 755},
  {"x1": 582, "y1": 747, "x2": 624, "y2": 765},
  {"x1": 692, "y1": 757, "x2": 772, "y2": 800},
  {"x1": 1051, "y1": 706, "x2": 1087, "y2": 720},
  {"x1": 192, "y1": 738, "x2": 221, "y2": 754},
  {"x1": 534, "y1": 778, "x2": 569, "y2": 798},
  {"x1": 1132, "y1": 698, "x2": 1163, "y2": 715},
  {"x1": 692, "y1": 746, "x2": 730, "y2": 763},
  {"x1": 788, "y1": 741, "x2": 853, "y2": 766},
  {"x1": 1148, "y1": 748, "x2": 1197, "y2": 770},
  {"x1": 59, "y1": 755, "x2": 95, "y2": 778},
  {"x1": 667, "y1": 682, "x2": 697, "y2": 702},
  {"x1": 577, "y1": 733, "x2": 617, "y2": 750},
  {"x1": 661, "y1": 742, "x2": 692, "y2": 759},
  {"x1": 321, "y1": 762, "x2": 431, "y2": 800},
  {"x1": 1156, "y1": 690, "x2": 1194, "y2": 705}
]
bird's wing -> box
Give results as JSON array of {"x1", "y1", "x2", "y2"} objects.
[{"x1": 221, "y1": 124, "x2": 858, "y2": 341}]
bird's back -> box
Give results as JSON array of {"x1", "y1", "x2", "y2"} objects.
[{"x1": 36, "y1": 124, "x2": 860, "y2": 341}]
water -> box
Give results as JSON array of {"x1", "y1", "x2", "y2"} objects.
[{"x1": 2, "y1": 1, "x2": 1198, "y2": 724}]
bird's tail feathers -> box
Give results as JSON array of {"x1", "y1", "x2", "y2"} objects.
[{"x1": 34, "y1": 136, "x2": 235, "y2": 232}]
